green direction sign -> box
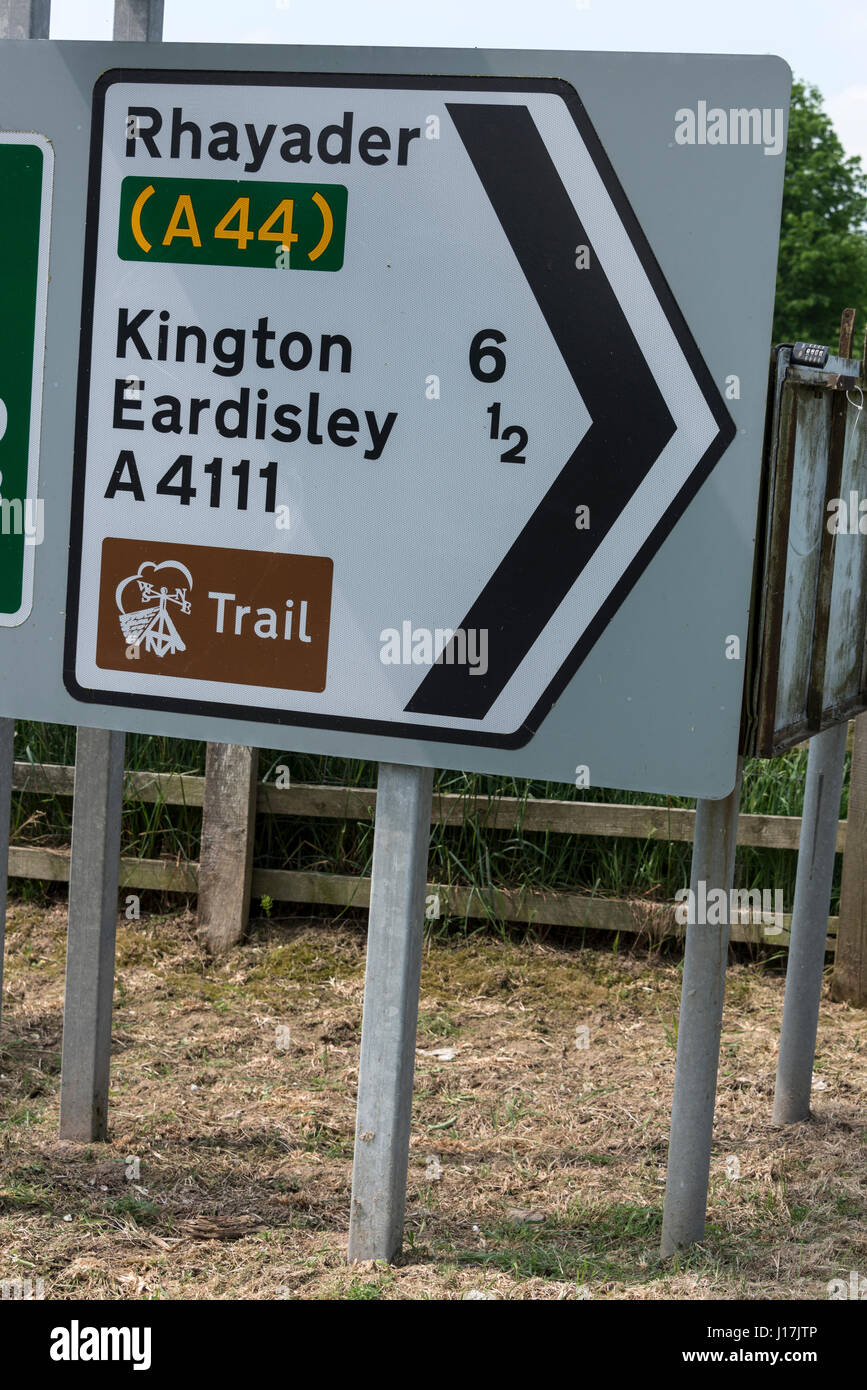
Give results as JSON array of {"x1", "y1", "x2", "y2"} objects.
[{"x1": 0, "y1": 133, "x2": 52, "y2": 625}]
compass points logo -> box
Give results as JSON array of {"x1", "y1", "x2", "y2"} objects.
[
  {"x1": 116, "y1": 559, "x2": 193, "y2": 658},
  {"x1": 95, "y1": 538, "x2": 332, "y2": 692}
]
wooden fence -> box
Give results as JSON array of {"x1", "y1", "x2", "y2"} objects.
[{"x1": 6, "y1": 757, "x2": 844, "y2": 953}]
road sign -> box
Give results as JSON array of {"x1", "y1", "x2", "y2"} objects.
[
  {"x1": 67, "y1": 70, "x2": 735, "y2": 748},
  {"x1": 0, "y1": 132, "x2": 52, "y2": 626},
  {"x1": 0, "y1": 43, "x2": 790, "y2": 796}
]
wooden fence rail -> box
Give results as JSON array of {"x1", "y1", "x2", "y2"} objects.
[
  {"x1": 10, "y1": 759, "x2": 845, "y2": 849},
  {"x1": 6, "y1": 756, "x2": 840, "y2": 952},
  {"x1": 5, "y1": 844, "x2": 836, "y2": 951}
]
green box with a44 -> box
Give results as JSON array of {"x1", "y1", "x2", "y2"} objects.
[{"x1": 118, "y1": 176, "x2": 347, "y2": 271}]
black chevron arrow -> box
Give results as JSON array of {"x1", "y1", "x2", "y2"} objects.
[{"x1": 405, "y1": 101, "x2": 727, "y2": 726}]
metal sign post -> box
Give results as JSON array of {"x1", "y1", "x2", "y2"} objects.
[
  {"x1": 58, "y1": 0, "x2": 165, "y2": 1141},
  {"x1": 348, "y1": 762, "x2": 433, "y2": 1262},
  {"x1": 773, "y1": 722, "x2": 848, "y2": 1123},
  {"x1": 660, "y1": 761, "x2": 743, "y2": 1257},
  {"x1": 58, "y1": 726, "x2": 126, "y2": 1140},
  {"x1": 114, "y1": 0, "x2": 163, "y2": 41},
  {"x1": 0, "y1": 0, "x2": 46, "y2": 40}
]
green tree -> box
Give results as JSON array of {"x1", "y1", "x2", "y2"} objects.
[{"x1": 774, "y1": 81, "x2": 867, "y2": 348}]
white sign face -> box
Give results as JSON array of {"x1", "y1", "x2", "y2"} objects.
[{"x1": 66, "y1": 71, "x2": 733, "y2": 750}]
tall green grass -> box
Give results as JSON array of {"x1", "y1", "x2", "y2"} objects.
[{"x1": 10, "y1": 722, "x2": 844, "y2": 915}]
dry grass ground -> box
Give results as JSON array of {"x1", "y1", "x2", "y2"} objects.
[{"x1": 0, "y1": 901, "x2": 864, "y2": 1301}]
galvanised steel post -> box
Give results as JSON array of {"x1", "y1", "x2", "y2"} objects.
[
  {"x1": 773, "y1": 721, "x2": 848, "y2": 1123},
  {"x1": 58, "y1": 0, "x2": 163, "y2": 1140},
  {"x1": 348, "y1": 762, "x2": 434, "y2": 1262},
  {"x1": 661, "y1": 760, "x2": 743, "y2": 1257}
]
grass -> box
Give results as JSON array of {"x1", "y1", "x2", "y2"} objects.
[
  {"x1": 343, "y1": 1276, "x2": 390, "y2": 1299},
  {"x1": 9, "y1": 722, "x2": 848, "y2": 923},
  {"x1": 1, "y1": 908, "x2": 864, "y2": 1300},
  {"x1": 448, "y1": 1203, "x2": 667, "y2": 1283}
]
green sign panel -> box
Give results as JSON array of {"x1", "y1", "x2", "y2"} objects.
[
  {"x1": 0, "y1": 134, "x2": 52, "y2": 625},
  {"x1": 118, "y1": 175, "x2": 347, "y2": 271}
]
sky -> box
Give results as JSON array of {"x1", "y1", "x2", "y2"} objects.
[{"x1": 48, "y1": 0, "x2": 867, "y2": 168}]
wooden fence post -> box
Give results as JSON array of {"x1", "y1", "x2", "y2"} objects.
[
  {"x1": 832, "y1": 326, "x2": 867, "y2": 1008},
  {"x1": 0, "y1": 720, "x2": 13, "y2": 1030},
  {"x1": 197, "y1": 743, "x2": 258, "y2": 953},
  {"x1": 833, "y1": 714, "x2": 867, "y2": 1006}
]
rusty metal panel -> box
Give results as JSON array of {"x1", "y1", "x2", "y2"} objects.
[{"x1": 746, "y1": 345, "x2": 866, "y2": 757}]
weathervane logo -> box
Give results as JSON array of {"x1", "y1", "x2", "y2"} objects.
[
  {"x1": 95, "y1": 538, "x2": 332, "y2": 689},
  {"x1": 116, "y1": 559, "x2": 193, "y2": 657}
]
